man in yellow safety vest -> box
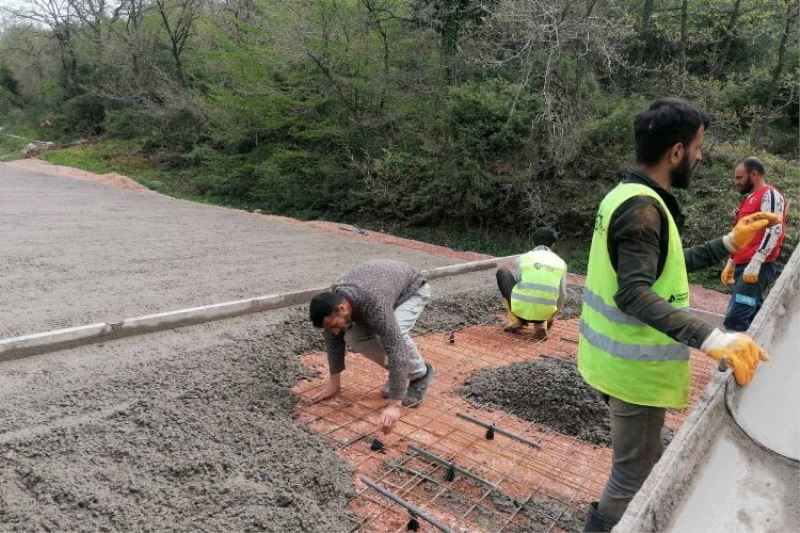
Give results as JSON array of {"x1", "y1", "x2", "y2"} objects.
[
  {"x1": 496, "y1": 227, "x2": 567, "y2": 339},
  {"x1": 578, "y1": 97, "x2": 780, "y2": 531}
]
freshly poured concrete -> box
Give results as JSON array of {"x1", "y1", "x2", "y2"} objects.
[
  {"x1": 729, "y1": 298, "x2": 800, "y2": 460},
  {"x1": 616, "y1": 248, "x2": 800, "y2": 532},
  {"x1": 666, "y1": 423, "x2": 799, "y2": 532}
]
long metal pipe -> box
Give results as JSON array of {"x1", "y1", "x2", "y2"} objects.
[
  {"x1": 360, "y1": 476, "x2": 453, "y2": 533},
  {"x1": 456, "y1": 412, "x2": 541, "y2": 449},
  {"x1": 408, "y1": 444, "x2": 500, "y2": 490},
  {"x1": 0, "y1": 254, "x2": 520, "y2": 361}
]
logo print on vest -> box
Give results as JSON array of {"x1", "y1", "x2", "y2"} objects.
[{"x1": 668, "y1": 292, "x2": 689, "y2": 305}]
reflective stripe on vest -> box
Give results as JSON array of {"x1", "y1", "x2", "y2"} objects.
[
  {"x1": 516, "y1": 282, "x2": 559, "y2": 295},
  {"x1": 577, "y1": 182, "x2": 691, "y2": 409},
  {"x1": 579, "y1": 320, "x2": 689, "y2": 361},
  {"x1": 582, "y1": 287, "x2": 644, "y2": 326},
  {"x1": 510, "y1": 249, "x2": 565, "y2": 321}
]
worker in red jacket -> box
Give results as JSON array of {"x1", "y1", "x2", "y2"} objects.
[{"x1": 721, "y1": 157, "x2": 787, "y2": 331}]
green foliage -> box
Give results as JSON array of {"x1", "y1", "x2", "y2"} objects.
[
  {"x1": 250, "y1": 149, "x2": 353, "y2": 217},
  {"x1": 103, "y1": 108, "x2": 160, "y2": 139},
  {"x1": 0, "y1": 0, "x2": 796, "y2": 282},
  {"x1": 144, "y1": 104, "x2": 207, "y2": 151},
  {"x1": 0, "y1": 124, "x2": 32, "y2": 161},
  {"x1": 0, "y1": 64, "x2": 19, "y2": 97},
  {"x1": 446, "y1": 79, "x2": 539, "y2": 157},
  {"x1": 575, "y1": 97, "x2": 644, "y2": 178},
  {"x1": 0, "y1": 85, "x2": 15, "y2": 118},
  {"x1": 60, "y1": 94, "x2": 110, "y2": 135}
]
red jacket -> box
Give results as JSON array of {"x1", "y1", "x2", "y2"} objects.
[{"x1": 732, "y1": 184, "x2": 786, "y2": 265}]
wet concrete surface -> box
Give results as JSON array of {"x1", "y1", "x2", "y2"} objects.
[
  {"x1": 0, "y1": 275, "x2": 503, "y2": 532},
  {"x1": 666, "y1": 421, "x2": 800, "y2": 533},
  {"x1": 0, "y1": 309, "x2": 357, "y2": 532}
]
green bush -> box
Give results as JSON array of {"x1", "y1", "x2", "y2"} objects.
[
  {"x1": 144, "y1": 104, "x2": 207, "y2": 151},
  {"x1": 249, "y1": 149, "x2": 353, "y2": 217},
  {"x1": 104, "y1": 107, "x2": 159, "y2": 139},
  {"x1": 61, "y1": 93, "x2": 109, "y2": 136},
  {"x1": 0, "y1": 85, "x2": 15, "y2": 119},
  {"x1": 446, "y1": 79, "x2": 540, "y2": 158},
  {"x1": 574, "y1": 98, "x2": 643, "y2": 179},
  {"x1": 0, "y1": 64, "x2": 19, "y2": 97}
]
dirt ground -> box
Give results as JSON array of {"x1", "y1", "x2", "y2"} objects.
[{"x1": 459, "y1": 356, "x2": 612, "y2": 446}]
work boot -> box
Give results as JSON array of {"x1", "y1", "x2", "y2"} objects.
[
  {"x1": 502, "y1": 301, "x2": 523, "y2": 332},
  {"x1": 402, "y1": 363, "x2": 435, "y2": 407},
  {"x1": 380, "y1": 380, "x2": 391, "y2": 399},
  {"x1": 533, "y1": 321, "x2": 548, "y2": 340},
  {"x1": 583, "y1": 502, "x2": 615, "y2": 532}
]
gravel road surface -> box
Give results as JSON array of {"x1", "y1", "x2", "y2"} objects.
[{"x1": 0, "y1": 163, "x2": 456, "y2": 337}]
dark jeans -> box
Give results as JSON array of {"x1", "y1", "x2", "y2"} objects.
[
  {"x1": 495, "y1": 268, "x2": 545, "y2": 324},
  {"x1": 597, "y1": 396, "x2": 665, "y2": 526},
  {"x1": 723, "y1": 262, "x2": 778, "y2": 332}
]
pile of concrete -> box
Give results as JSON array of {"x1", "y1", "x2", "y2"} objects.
[{"x1": 460, "y1": 356, "x2": 611, "y2": 446}]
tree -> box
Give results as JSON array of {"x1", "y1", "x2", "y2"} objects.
[
  {"x1": 4, "y1": 0, "x2": 80, "y2": 94},
  {"x1": 752, "y1": 0, "x2": 799, "y2": 146},
  {"x1": 418, "y1": 0, "x2": 492, "y2": 84},
  {"x1": 154, "y1": 0, "x2": 201, "y2": 87},
  {"x1": 0, "y1": 63, "x2": 20, "y2": 97}
]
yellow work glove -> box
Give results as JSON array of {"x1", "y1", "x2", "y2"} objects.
[
  {"x1": 722, "y1": 212, "x2": 782, "y2": 252},
  {"x1": 721, "y1": 259, "x2": 735, "y2": 286},
  {"x1": 742, "y1": 252, "x2": 766, "y2": 284},
  {"x1": 701, "y1": 329, "x2": 769, "y2": 385}
]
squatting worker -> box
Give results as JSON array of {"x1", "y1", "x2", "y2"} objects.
[
  {"x1": 577, "y1": 97, "x2": 780, "y2": 532},
  {"x1": 309, "y1": 259, "x2": 435, "y2": 435},
  {"x1": 721, "y1": 156, "x2": 787, "y2": 331},
  {"x1": 496, "y1": 227, "x2": 567, "y2": 338}
]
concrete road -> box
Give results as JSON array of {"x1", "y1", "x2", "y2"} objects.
[
  {"x1": 0, "y1": 162, "x2": 501, "y2": 531},
  {"x1": 0, "y1": 163, "x2": 455, "y2": 337}
]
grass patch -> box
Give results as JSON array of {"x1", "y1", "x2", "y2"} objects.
[
  {"x1": 0, "y1": 125, "x2": 38, "y2": 161},
  {"x1": 41, "y1": 140, "x2": 224, "y2": 207}
]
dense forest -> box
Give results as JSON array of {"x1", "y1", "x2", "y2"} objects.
[{"x1": 0, "y1": 0, "x2": 797, "y2": 276}]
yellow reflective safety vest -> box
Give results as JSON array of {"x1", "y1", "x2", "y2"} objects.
[
  {"x1": 510, "y1": 248, "x2": 566, "y2": 321},
  {"x1": 577, "y1": 183, "x2": 690, "y2": 409}
]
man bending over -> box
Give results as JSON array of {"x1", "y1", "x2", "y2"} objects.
[{"x1": 309, "y1": 259, "x2": 436, "y2": 434}]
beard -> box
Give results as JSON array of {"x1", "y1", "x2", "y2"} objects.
[
  {"x1": 341, "y1": 312, "x2": 353, "y2": 330},
  {"x1": 738, "y1": 176, "x2": 755, "y2": 195},
  {"x1": 669, "y1": 154, "x2": 693, "y2": 189}
]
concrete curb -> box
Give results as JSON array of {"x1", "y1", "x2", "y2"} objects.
[{"x1": 0, "y1": 255, "x2": 519, "y2": 362}]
